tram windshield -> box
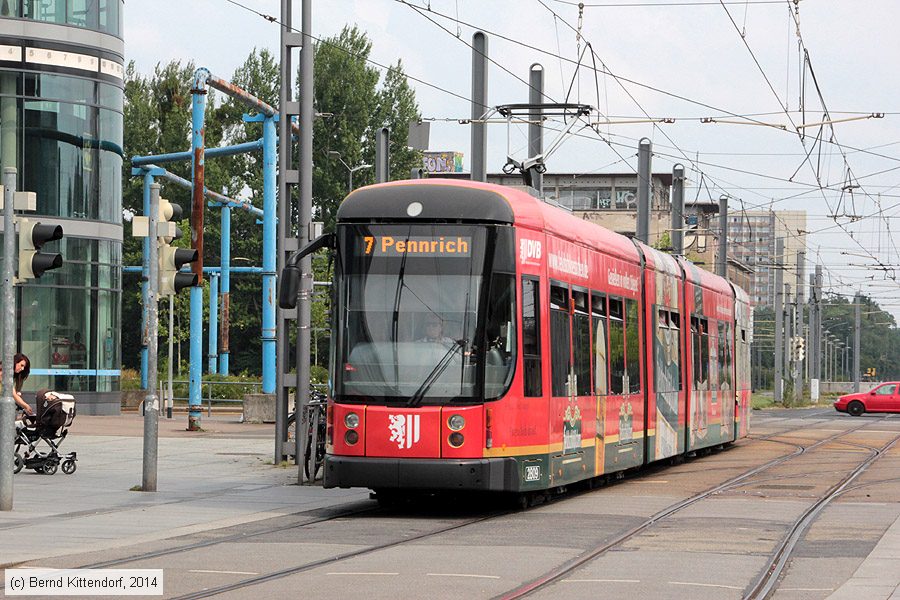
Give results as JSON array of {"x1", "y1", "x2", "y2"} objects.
[{"x1": 334, "y1": 223, "x2": 515, "y2": 404}]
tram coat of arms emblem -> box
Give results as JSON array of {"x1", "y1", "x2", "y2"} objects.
[{"x1": 388, "y1": 414, "x2": 420, "y2": 449}]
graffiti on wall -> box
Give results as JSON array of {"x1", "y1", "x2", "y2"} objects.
[{"x1": 423, "y1": 151, "x2": 464, "y2": 173}]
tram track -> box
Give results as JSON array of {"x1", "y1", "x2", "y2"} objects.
[
  {"x1": 743, "y1": 431, "x2": 900, "y2": 600},
  {"x1": 148, "y1": 419, "x2": 888, "y2": 599},
  {"x1": 494, "y1": 415, "x2": 896, "y2": 600},
  {"x1": 9, "y1": 415, "x2": 892, "y2": 598}
]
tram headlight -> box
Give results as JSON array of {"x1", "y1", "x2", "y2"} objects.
[
  {"x1": 447, "y1": 414, "x2": 466, "y2": 431},
  {"x1": 344, "y1": 412, "x2": 360, "y2": 429},
  {"x1": 345, "y1": 430, "x2": 359, "y2": 445},
  {"x1": 448, "y1": 432, "x2": 464, "y2": 448}
]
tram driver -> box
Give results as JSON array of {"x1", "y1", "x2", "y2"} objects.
[{"x1": 418, "y1": 314, "x2": 455, "y2": 347}]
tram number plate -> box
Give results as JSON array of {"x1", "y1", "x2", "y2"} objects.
[{"x1": 524, "y1": 465, "x2": 541, "y2": 482}]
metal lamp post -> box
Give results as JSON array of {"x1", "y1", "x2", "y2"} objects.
[{"x1": 328, "y1": 151, "x2": 372, "y2": 193}]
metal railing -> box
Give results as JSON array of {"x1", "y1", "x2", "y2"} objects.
[{"x1": 165, "y1": 379, "x2": 263, "y2": 416}]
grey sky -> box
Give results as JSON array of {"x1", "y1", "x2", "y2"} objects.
[{"x1": 126, "y1": 0, "x2": 900, "y2": 316}]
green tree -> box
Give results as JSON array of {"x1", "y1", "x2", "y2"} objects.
[{"x1": 122, "y1": 32, "x2": 422, "y2": 377}]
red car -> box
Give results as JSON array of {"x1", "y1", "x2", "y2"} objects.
[{"x1": 834, "y1": 383, "x2": 900, "y2": 416}]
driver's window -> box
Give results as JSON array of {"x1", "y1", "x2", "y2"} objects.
[{"x1": 876, "y1": 384, "x2": 896, "y2": 395}]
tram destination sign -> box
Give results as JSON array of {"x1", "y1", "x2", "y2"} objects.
[{"x1": 361, "y1": 235, "x2": 472, "y2": 257}]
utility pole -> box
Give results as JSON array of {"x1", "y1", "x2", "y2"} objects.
[
  {"x1": 528, "y1": 63, "x2": 544, "y2": 195},
  {"x1": 783, "y1": 285, "x2": 792, "y2": 378},
  {"x1": 717, "y1": 195, "x2": 728, "y2": 278},
  {"x1": 794, "y1": 251, "x2": 805, "y2": 401},
  {"x1": 636, "y1": 138, "x2": 651, "y2": 244},
  {"x1": 0, "y1": 169, "x2": 16, "y2": 510},
  {"x1": 773, "y1": 238, "x2": 784, "y2": 403},
  {"x1": 470, "y1": 31, "x2": 488, "y2": 182},
  {"x1": 671, "y1": 164, "x2": 685, "y2": 255}
]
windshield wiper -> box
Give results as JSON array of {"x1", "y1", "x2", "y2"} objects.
[{"x1": 407, "y1": 339, "x2": 464, "y2": 407}]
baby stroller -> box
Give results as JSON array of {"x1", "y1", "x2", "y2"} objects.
[{"x1": 13, "y1": 390, "x2": 77, "y2": 475}]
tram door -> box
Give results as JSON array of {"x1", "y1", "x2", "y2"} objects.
[{"x1": 549, "y1": 282, "x2": 589, "y2": 483}]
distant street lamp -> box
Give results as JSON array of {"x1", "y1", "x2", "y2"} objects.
[{"x1": 328, "y1": 151, "x2": 372, "y2": 193}]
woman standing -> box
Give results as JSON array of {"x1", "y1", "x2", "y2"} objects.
[{"x1": 1, "y1": 353, "x2": 32, "y2": 416}]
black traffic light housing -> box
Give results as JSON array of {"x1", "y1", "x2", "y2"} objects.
[
  {"x1": 157, "y1": 199, "x2": 197, "y2": 295},
  {"x1": 18, "y1": 217, "x2": 63, "y2": 280}
]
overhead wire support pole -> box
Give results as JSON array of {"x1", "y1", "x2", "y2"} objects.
[
  {"x1": 636, "y1": 138, "x2": 651, "y2": 244},
  {"x1": 717, "y1": 195, "x2": 728, "y2": 278},
  {"x1": 470, "y1": 31, "x2": 488, "y2": 182},
  {"x1": 671, "y1": 164, "x2": 685, "y2": 255},
  {"x1": 296, "y1": 0, "x2": 314, "y2": 483},
  {"x1": 527, "y1": 63, "x2": 544, "y2": 195},
  {"x1": 774, "y1": 238, "x2": 784, "y2": 403}
]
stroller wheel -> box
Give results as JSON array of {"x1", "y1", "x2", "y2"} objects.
[
  {"x1": 61, "y1": 460, "x2": 77, "y2": 475},
  {"x1": 13, "y1": 453, "x2": 23, "y2": 474},
  {"x1": 42, "y1": 461, "x2": 59, "y2": 475}
]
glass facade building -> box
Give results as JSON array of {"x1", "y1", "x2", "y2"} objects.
[{"x1": 0, "y1": 0, "x2": 123, "y2": 413}]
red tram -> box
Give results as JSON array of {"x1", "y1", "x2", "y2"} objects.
[{"x1": 281, "y1": 178, "x2": 752, "y2": 494}]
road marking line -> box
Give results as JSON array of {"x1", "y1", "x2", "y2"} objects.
[
  {"x1": 670, "y1": 581, "x2": 743, "y2": 590},
  {"x1": 562, "y1": 579, "x2": 641, "y2": 583},
  {"x1": 427, "y1": 573, "x2": 501, "y2": 579},
  {"x1": 188, "y1": 570, "x2": 259, "y2": 575},
  {"x1": 327, "y1": 572, "x2": 399, "y2": 576}
]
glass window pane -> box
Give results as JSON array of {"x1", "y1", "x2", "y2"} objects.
[
  {"x1": 1, "y1": 0, "x2": 21, "y2": 17},
  {"x1": 521, "y1": 277, "x2": 541, "y2": 397},
  {"x1": 98, "y1": 0, "x2": 120, "y2": 35},
  {"x1": 68, "y1": 0, "x2": 99, "y2": 29},
  {"x1": 99, "y1": 83, "x2": 124, "y2": 111},
  {"x1": 625, "y1": 298, "x2": 640, "y2": 394},
  {"x1": 25, "y1": 0, "x2": 66, "y2": 24},
  {"x1": 24, "y1": 73, "x2": 96, "y2": 105},
  {"x1": 23, "y1": 100, "x2": 101, "y2": 220},
  {"x1": 609, "y1": 298, "x2": 624, "y2": 395}
]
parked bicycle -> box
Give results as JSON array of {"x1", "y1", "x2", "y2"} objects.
[{"x1": 287, "y1": 389, "x2": 327, "y2": 481}]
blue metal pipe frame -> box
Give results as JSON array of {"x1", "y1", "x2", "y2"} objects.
[
  {"x1": 208, "y1": 272, "x2": 219, "y2": 374},
  {"x1": 189, "y1": 68, "x2": 209, "y2": 429},
  {"x1": 132, "y1": 139, "x2": 264, "y2": 167},
  {"x1": 219, "y1": 205, "x2": 231, "y2": 375},
  {"x1": 245, "y1": 112, "x2": 277, "y2": 395}
]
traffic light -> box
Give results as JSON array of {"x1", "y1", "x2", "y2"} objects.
[
  {"x1": 156, "y1": 198, "x2": 197, "y2": 295},
  {"x1": 17, "y1": 217, "x2": 63, "y2": 281}
]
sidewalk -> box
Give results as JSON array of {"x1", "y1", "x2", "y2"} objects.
[
  {"x1": 1, "y1": 414, "x2": 369, "y2": 568},
  {"x1": 828, "y1": 514, "x2": 900, "y2": 600}
]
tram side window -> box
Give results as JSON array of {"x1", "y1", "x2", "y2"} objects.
[
  {"x1": 550, "y1": 283, "x2": 571, "y2": 397},
  {"x1": 719, "y1": 322, "x2": 732, "y2": 391},
  {"x1": 609, "y1": 298, "x2": 625, "y2": 395},
  {"x1": 521, "y1": 277, "x2": 542, "y2": 397},
  {"x1": 625, "y1": 298, "x2": 641, "y2": 394},
  {"x1": 485, "y1": 273, "x2": 516, "y2": 399},
  {"x1": 691, "y1": 316, "x2": 702, "y2": 389},
  {"x1": 572, "y1": 289, "x2": 591, "y2": 396},
  {"x1": 654, "y1": 309, "x2": 680, "y2": 393},
  {"x1": 591, "y1": 292, "x2": 608, "y2": 396},
  {"x1": 697, "y1": 318, "x2": 710, "y2": 388}
]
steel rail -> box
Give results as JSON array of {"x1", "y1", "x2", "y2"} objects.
[
  {"x1": 744, "y1": 430, "x2": 900, "y2": 600},
  {"x1": 496, "y1": 416, "x2": 894, "y2": 600}
]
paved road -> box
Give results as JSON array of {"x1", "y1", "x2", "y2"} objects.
[{"x1": 2, "y1": 409, "x2": 898, "y2": 599}]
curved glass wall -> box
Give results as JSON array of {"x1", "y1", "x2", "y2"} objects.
[
  {"x1": 0, "y1": 70, "x2": 123, "y2": 223},
  {"x1": 17, "y1": 238, "x2": 121, "y2": 393},
  {"x1": 2, "y1": 0, "x2": 124, "y2": 38},
  {"x1": 0, "y1": 63, "x2": 122, "y2": 395}
]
